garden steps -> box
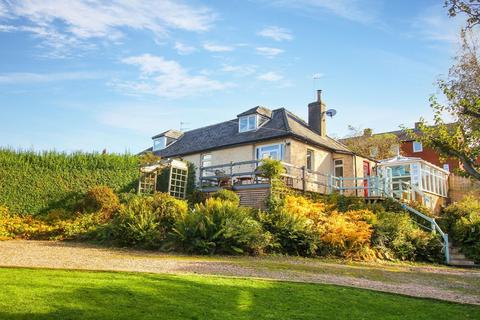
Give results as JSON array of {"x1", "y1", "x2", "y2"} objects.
[{"x1": 448, "y1": 245, "x2": 479, "y2": 267}]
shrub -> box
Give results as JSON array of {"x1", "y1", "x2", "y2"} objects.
[
  {"x1": 112, "y1": 193, "x2": 187, "y2": 248},
  {"x1": 61, "y1": 213, "x2": 113, "y2": 242},
  {"x1": 317, "y1": 211, "x2": 375, "y2": 260},
  {"x1": 373, "y1": 212, "x2": 443, "y2": 262},
  {"x1": 256, "y1": 159, "x2": 285, "y2": 179},
  {"x1": 0, "y1": 214, "x2": 61, "y2": 240},
  {"x1": 256, "y1": 209, "x2": 318, "y2": 256},
  {"x1": 83, "y1": 186, "x2": 120, "y2": 217},
  {"x1": 169, "y1": 198, "x2": 267, "y2": 255},
  {"x1": 211, "y1": 189, "x2": 240, "y2": 206},
  {"x1": 443, "y1": 195, "x2": 480, "y2": 263}
]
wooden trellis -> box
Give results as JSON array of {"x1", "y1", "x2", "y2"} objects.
[{"x1": 138, "y1": 159, "x2": 188, "y2": 199}]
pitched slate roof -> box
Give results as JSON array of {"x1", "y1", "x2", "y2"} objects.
[{"x1": 150, "y1": 107, "x2": 353, "y2": 158}]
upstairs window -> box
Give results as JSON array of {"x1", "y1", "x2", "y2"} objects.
[
  {"x1": 306, "y1": 149, "x2": 314, "y2": 170},
  {"x1": 369, "y1": 146, "x2": 379, "y2": 158},
  {"x1": 413, "y1": 141, "x2": 423, "y2": 153},
  {"x1": 443, "y1": 164, "x2": 450, "y2": 172},
  {"x1": 390, "y1": 144, "x2": 400, "y2": 156},
  {"x1": 239, "y1": 115, "x2": 257, "y2": 132},
  {"x1": 153, "y1": 137, "x2": 166, "y2": 151}
]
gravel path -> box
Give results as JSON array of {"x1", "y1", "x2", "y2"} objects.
[{"x1": 1, "y1": 240, "x2": 479, "y2": 305}]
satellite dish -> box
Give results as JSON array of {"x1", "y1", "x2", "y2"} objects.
[{"x1": 325, "y1": 109, "x2": 337, "y2": 118}]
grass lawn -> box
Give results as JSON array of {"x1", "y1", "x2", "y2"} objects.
[{"x1": 0, "y1": 267, "x2": 479, "y2": 320}]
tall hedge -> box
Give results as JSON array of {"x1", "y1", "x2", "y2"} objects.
[{"x1": 0, "y1": 149, "x2": 139, "y2": 215}]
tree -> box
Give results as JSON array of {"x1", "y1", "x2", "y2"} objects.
[
  {"x1": 411, "y1": 32, "x2": 480, "y2": 180},
  {"x1": 342, "y1": 126, "x2": 401, "y2": 160},
  {"x1": 445, "y1": 0, "x2": 480, "y2": 29}
]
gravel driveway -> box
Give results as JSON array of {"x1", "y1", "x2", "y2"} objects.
[{"x1": 1, "y1": 240, "x2": 479, "y2": 305}]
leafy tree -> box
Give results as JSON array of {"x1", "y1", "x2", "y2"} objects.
[
  {"x1": 445, "y1": 0, "x2": 480, "y2": 29},
  {"x1": 410, "y1": 32, "x2": 480, "y2": 180},
  {"x1": 342, "y1": 126, "x2": 401, "y2": 160}
]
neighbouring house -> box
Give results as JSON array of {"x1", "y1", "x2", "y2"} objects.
[
  {"x1": 341, "y1": 123, "x2": 461, "y2": 173},
  {"x1": 145, "y1": 91, "x2": 377, "y2": 202}
]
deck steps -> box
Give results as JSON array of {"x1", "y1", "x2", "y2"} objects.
[{"x1": 448, "y1": 246, "x2": 479, "y2": 267}]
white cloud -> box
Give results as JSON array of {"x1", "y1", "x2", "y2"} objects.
[
  {"x1": 0, "y1": 0, "x2": 215, "y2": 55},
  {"x1": 203, "y1": 42, "x2": 235, "y2": 52},
  {"x1": 0, "y1": 71, "x2": 101, "y2": 84},
  {"x1": 174, "y1": 41, "x2": 196, "y2": 55},
  {"x1": 116, "y1": 54, "x2": 230, "y2": 98},
  {"x1": 221, "y1": 64, "x2": 256, "y2": 76},
  {"x1": 256, "y1": 47, "x2": 284, "y2": 58},
  {"x1": 268, "y1": 0, "x2": 377, "y2": 24},
  {"x1": 257, "y1": 26, "x2": 293, "y2": 41},
  {"x1": 257, "y1": 72, "x2": 283, "y2": 81}
]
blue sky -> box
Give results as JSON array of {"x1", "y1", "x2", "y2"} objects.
[{"x1": 0, "y1": 0, "x2": 468, "y2": 153}]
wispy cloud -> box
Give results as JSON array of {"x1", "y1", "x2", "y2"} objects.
[
  {"x1": 0, "y1": 71, "x2": 102, "y2": 84},
  {"x1": 221, "y1": 64, "x2": 256, "y2": 76},
  {"x1": 268, "y1": 0, "x2": 378, "y2": 24},
  {"x1": 0, "y1": 0, "x2": 216, "y2": 56},
  {"x1": 115, "y1": 54, "x2": 230, "y2": 98},
  {"x1": 203, "y1": 42, "x2": 235, "y2": 52},
  {"x1": 412, "y1": 5, "x2": 464, "y2": 45},
  {"x1": 174, "y1": 41, "x2": 196, "y2": 55},
  {"x1": 256, "y1": 47, "x2": 284, "y2": 58},
  {"x1": 257, "y1": 71, "x2": 283, "y2": 81},
  {"x1": 257, "y1": 26, "x2": 293, "y2": 41}
]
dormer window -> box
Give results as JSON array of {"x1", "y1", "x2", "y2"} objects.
[
  {"x1": 239, "y1": 115, "x2": 257, "y2": 132},
  {"x1": 153, "y1": 136, "x2": 167, "y2": 151}
]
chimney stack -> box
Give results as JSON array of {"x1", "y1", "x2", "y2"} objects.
[{"x1": 308, "y1": 89, "x2": 327, "y2": 137}]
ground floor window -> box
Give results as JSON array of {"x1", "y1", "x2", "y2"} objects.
[
  {"x1": 334, "y1": 159, "x2": 343, "y2": 177},
  {"x1": 306, "y1": 149, "x2": 314, "y2": 170},
  {"x1": 201, "y1": 154, "x2": 212, "y2": 176},
  {"x1": 256, "y1": 144, "x2": 284, "y2": 161}
]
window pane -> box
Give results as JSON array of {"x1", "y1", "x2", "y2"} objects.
[
  {"x1": 248, "y1": 115, "x2": 256, "y2": 130},
  {"x1": 306, "y1": 150, "x2": 313, "y2": 170},
  {"x1": 335, "y1": 166, "x2": 343, "y2": 177},
  {"x1": 239, "y1": 118, "x2": 248, "y2": 132}
]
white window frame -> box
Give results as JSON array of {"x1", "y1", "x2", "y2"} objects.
[
  {"x1": 413, "y1": 141, "x2": 423, "y2": 153},
  {"x1": 201, "y1": 154, "x2": 212, "y2": 177},
  {"x1": 333, "y1": 159, "x2": 344, "y2": 177},
  {"x1": 306, "y1": 149, "x2": 314, "y2": 171},
  {"x1": 239, "y1": 115, "x2": 257, "y2": 133},
  {"x1": 443, "y1": 164, "x2": 450, "y2": 172},
  {"x1": 256, "y1": 143, "x2": 284, "y2": 161},
  {"x1": 153, "y1": 137, "x2": 167, "y2": 151}
]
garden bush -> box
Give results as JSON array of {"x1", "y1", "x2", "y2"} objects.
[
  {"x1": 82, "y1": 186, "x2": 120, "y2": 217},
  {"x1": 112, "y1": 193, "x2": 188, "y2": 248},
  {"x1": 442, "y1": 195, "x2": 480, "y2": 263},
  {"x1": 210, "y1": 189, "x2": 240, "y2": 206},
  {"x1": 373, "y1": 211, "x2": 443, "y2": 262},
  {"x1": 0, "y1": 149, "x2": 139, "y2": 216},
  {"x1": 169, "y1": 198, "x2": 267, "y2": 255}
]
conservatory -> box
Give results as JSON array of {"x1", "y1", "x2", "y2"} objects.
[{"x1": 378, "y1": 156, "x2": 449, "y2": 211}]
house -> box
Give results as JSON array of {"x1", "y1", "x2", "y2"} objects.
[
  {"x1": 147, "y1": 91, "x2": 377, "y2": 198},
  {"x1": 341, "y1": 123, "x2": 461, "y2": 173}
]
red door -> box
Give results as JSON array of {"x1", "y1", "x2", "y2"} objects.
[{"x1": 363, "y1": 161, "x2": 371, "y2": 197}]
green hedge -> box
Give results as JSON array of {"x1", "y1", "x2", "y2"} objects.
[{"x1": 0, "y1": 149, "x2": 139, "y2": 215}]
